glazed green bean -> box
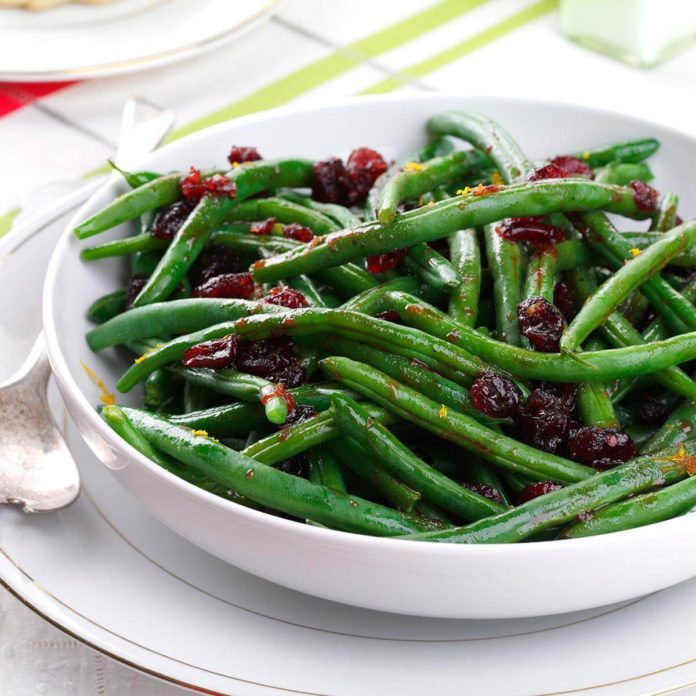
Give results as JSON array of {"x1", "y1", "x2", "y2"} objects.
[
  {"x1": 404, "y1": 243, "x2": 460, "y2": 293},
  {"x1": 383, "y1": 292, "x2": 696, "y2": 384},
  {"x1": 252, "y1": 179, "x2": 652, "y2": 284},
  {"x1": 523, "y1": 248, "x2": 556, "y2": 303},
  {"x1": 404, "y1": 440, "x2": 694, "y2": 543},
  {"x1": 594, "y1": 162, "x2": 653, "y2": 186},
  {"x1": 241, "y1": 404, "x2": 399, "y2": 465},
  {"x1": 87, "y1": 289, "x2": 126, "y2": 324},
  {"x1": 377, "y1": 150, "x2": 491, "y2": 225},
  {"x1": 561, "y1": 218, "x2": 696, "y2": 351},
  {"x1": 448, "y1": 228, "x2": 481, "y2": 327},
  {"x1": 120, "y1": 407, "x2": 429, "y2": 535},
  {"x1": 651, "y1": 192, "x2": 679, "y2": 232},
  {"x1": 223, "y1": 196, "x2": 338, "y2": 233},
  {"x1": 279, "y1": 190, "x2": 360, "y2": 229},
  {"x1": 321, "y1": 356, "x2": 594, "y2": 483},
  {"x1": 570, "y1": 138, "x2": 660, "y2": 168},
  {"x1": 331, "y1": 394, "x2": 506, "y2": 519},
  {"x1": 81, "y1": 232, "x2": 168, "y2": 261},
  {"x1": 560, "y1": 474, "x2": 696, "y2": 538},
  {"x1": 307, "y1": 446, "x2": 346, "y2": 493},
  {"x1": 326, "y1": 437, "x2": 422, "y2": 512}
]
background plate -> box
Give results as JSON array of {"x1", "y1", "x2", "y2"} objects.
[
  {"x1": 0, "y1": 0, "x2": 283, "y2": 81},
  {"x1": 0, "y1": 193, "x2": 695, "y2": 695}
]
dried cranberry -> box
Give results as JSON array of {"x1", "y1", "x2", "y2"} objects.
[
  {"x1": 630, "y1": 180, "x2": 659, "y2": 213},
  {"x1": 151, "y1": 200, "x2": 194, "y2": 240},
  {"x1": 283, "y1": 223, "x2": 314, "y2": 243},
  {"x1": 193, "y1": 272, "x2": 255, "y2": 299},
  {"x1": 365, "y1": 248, "x2": 408, "y2": 274},
  {"x1": 260, "y1": 383, "x2": 296, "y2": 413},
  {"x1": 637, "y1": 396, "x2": 669, "y2": 426},
  {"x1": 567, "y1": 426, "x2": 637, "y2": 470},
  {"x1": 550, "y1": 155, "x2": 593, "y2": 178},
  {"x1": 518, "y1": 481, "x2": 563, "y2": 504},
  {"x1": 517, "y1": 297, "x2": 564, "y2": 352},
  {"x1": 236, "y1": 337, "x2": 305, "y2": 387},
  {"x1": 180, "y1": 167, "x2": 236, "y2": 201},
  {"x1": 262, "y1": 286, "x2": 308, "y2": 308},
  {"x1": 278, "y1": 455, "x2": 309, "y2": 478},
  {"x1": 345, "y1": 147, "x2": 388, "y2": 204},
  {"x1": 463, "y1": 482, "x2": 503, "y2": 505},
  {"x1": 250, "y1": 217, "x2": 277, "y2": 236},
  {"x1": 470, "y1": 371, "x2": 522, "y2": 418},
  {"x1": 526, "y1": 163, "x2": 570, "y2": 181},
  {"x1": 125, "y1": 275, "x2": 148, "y2": 308},
  {"x1": 497, "y1": 217, "x2": 565, "y2": 247},
  {"x1": 284, "y1": 404, "x2": 318, "y2": 426},
  {"x1": 514, "y1": 383, "x2": 578, "y2": 455},
  {"x1": 182, "y1": 335, "x2": 238, "y2": 369},
  {"x1": 553, "y1": 281, "x2": 576, "y2": 322},
  {"x1": 227, "y1": 145, "x2": 262, "y2": 165},
  {"x1": 675, "y1": 215, "x2": 684, "y2": 226},
  {"x1": 312, "y1": 157, "x2": 349, "y2": 204},
  {"x1": 376, "y1": 310, "x2": 401, "y2": 324},
  {"x1": 192, "y1": 244, "x2": 240, "y2": 285}
]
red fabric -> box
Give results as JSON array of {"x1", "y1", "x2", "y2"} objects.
[{"x1": 0, "y1": 81, "x2": 77, "y2": 117}]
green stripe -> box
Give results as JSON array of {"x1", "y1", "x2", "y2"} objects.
[
  {"x1": 360, "y1": 0, "x2": 558, "y2": 94},
  {"x1": 169, "y1": 0, "x2": 490, "y2": 140},
  {"x1": 0, "y1": 207, "x2": 20, "y2": 238}
]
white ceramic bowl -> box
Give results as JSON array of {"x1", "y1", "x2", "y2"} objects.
[{"x1": 43, "y1": 95, "x2": 696, "y2": 619}]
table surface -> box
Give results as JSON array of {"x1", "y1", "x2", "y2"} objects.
[{"x1": 1, "y1": 0, "x2": 695, "y2": 693}]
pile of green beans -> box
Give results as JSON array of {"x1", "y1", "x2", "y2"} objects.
[{"x1": 79, "y1": 110, "x2": 696, "y2": 543}]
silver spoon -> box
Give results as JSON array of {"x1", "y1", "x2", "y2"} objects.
[{"x1": 0, "y1": 97, "x2": 175, "y2": 512}]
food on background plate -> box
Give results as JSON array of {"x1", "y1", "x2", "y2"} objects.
[
  {"x1": 75, "y1": 109, "x2": 696, "y2": 543},
  {"x1": 0, "y1": 0, "x2": 122, "y2": 10}
]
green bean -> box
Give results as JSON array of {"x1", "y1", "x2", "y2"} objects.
[
  {"x1": 342, "y1": 275, "x2": 442, "y2": 313},
  {"x1": 170, "y1": 365, "x2": 290, "y2": 424},
  {"x1": 288, "y1": 275, "x2": 327, "y2": 306},
  {"x1": 241, "y1": 405, "x2": 399, "y2": 465},
  {"x1": 576, "y1": 339, "x2": 620, "y2": 428},
  {"x1": 131, "y1": 160, "x2": 314, "y2": 307},
  {"x1": 251, "y1": 179, "x2": 651, "y2": 284},
  {"x1": 74, "y1": 173, "x2": 182, "y2": 239},
  {"x1": 555, "y1": 239, "x2": 593, "y2": 271},
  {"x1": 169, "y1": 383, "x2": 352, "y2": 436},
  {"x1": 448, "y1": 228, "x2": 481, "y2": 327},
  {"x1": 307, "y1": 446, "x2": 346, "y2": 492},
  {"x1": 87, "y1": 298, "x2": 284, "y2": 352},
  {"x1": 651, "y1": 192, "x2": 679, "y2": 232},
  {"x1": 383, "y1": 292, "x2": 696, "y2": 384},
  {"x1": 108, "y1": 161, "x2": 161, "y2": 189},
  {"x1": 642, "y1": 400, "x2": 696, "y2": 455},
  {"x1": 87, "y1": 289, "x2": 126, "y2": 324},
  {"x1": 120, "y1": 406, "x2": 428, "y2": 535},
  {"x1": 404, "y1": 135, "x2": 457, "y2": 163},
  {"x1": 561, "y1": 218, "x2": 696, "y2": 351},
  {"x1": 143, "y1": 368, "x2": 180, "y2": 411},
  {"x1": 115, "y1": 308, "x2": 488, "y2": 392},
  {"x1": 462, "y1": 456, "x2": 511, "y2": 506},
  {"x1": 523, "y1": 247, "x2": 556, "y2": 303},
  {"x1": 561, "y1": 474, "x2": 696, "y2": 538},
  {"x1": 331, "y1": 394, "x2": 505, "y2": 519},
  {"x1": 404, "y1": 243, "x2": 460, "y2": 293},
  {"x1": 279, "y1": 190, "x2": 360, "y2": 229},
  {"x1": 312, "y1": 334, "x2": 501, "y2": 425},
  {"x1": 377, "y1": 150, "x2": 490, "y2": 225},
  {"x1": 130, "y1": 249, "x2": 161, "y2": 277},
  {"x1": 182, "y1": 381, "x2": 212, "y2": 413},
  {"x1": 321, "y1": 356, "x2": 595, "y2": 483},
  {"x1": 223, "y1": 196, "x2": 338, "y2": 233},
  {"x1": 570, "y1": 269, "x2": 696, "y2": 399},
  {"x1": 570, "y1": 138, "x2": 660, "y2": 168},
  {"x1": 404, "y1": 440, "x2": 694, "y2": 543},
  {"x1": 326, "y1": 437, "x2": 422, "y2": 512},
  {"x1": 620, "y1": 231, "x2": 696, "y2": 268},
  {"x1": 484, "y1": 224, "x2": 524, "y2": 345},
  {"x1": 101, "y1": 405, "x2": 233, "y2": 498},
  {"x1": 581, "y1": 211, "x2": 696, "y2": 334},
  {"x1": 80, "y1": 232, "x2": 168, "y2": 261},
  {"x1": 594, "y1": 162, "x2": 653, "y2": 185}
]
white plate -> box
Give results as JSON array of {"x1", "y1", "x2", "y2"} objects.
[
  {"x1": 2, "y1": 196, "x2": 696, "y2": 694},
  {"x1": 0, "y1": 0, "x2": 283, "y2": 81}
]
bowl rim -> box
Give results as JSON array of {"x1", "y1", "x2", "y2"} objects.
[{"x1": 42, "y1": 92, "x2": 696, "y2": 556}]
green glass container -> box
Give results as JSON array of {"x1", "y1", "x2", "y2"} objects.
[{"x1": 560, "y1": 0, "x2": 696, "y2": 68}]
